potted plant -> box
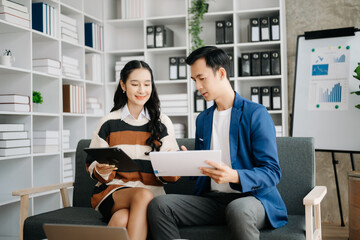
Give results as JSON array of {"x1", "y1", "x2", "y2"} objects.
[
  {"x1": 350, "y1": 62, "x2": 360, "y2": 109},
  {"x1": 33, "y1": 91, "x2": 43, "y2": 111},
  {"x1": 0, "y1": 49, "x2": 15, "y2": 66},
  {"x1": 188, "y1": 0, "x2": 209, "y2": 51}
]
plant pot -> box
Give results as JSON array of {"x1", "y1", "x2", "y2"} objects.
[{"x1": 0, "y1": 55, "x2": 15, "y2": 67}]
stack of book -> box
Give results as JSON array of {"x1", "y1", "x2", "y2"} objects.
[
  {"x1": 63, "y1": 157, "x2": 74, "y2": 183},
  {"x1": 85, "y1": 53, "x2": 102, "y2": 82},
  {"x1": 86, "y1": 97, "x2": 103, "y2": 115},
  {"x1": 84, "y1": 22, "x2": 104, "y2": 51},
  {"x1": 115, "y1": 55, "x2": 145, "y2": 82},
  {"x1": 33, "y1": 130, "x2": 59, "y2": 153},
  {"x1": 62, "y1": 84, "x2": 85, "y2": 114},
  {"x1": 0, "y1": 94, "x2": 30, "y2": 112},
  {"x1": 32, "y1": 58, "x2": 61, "y2": 76},
  {"x1": 0, "y1": 0, "x2": 29, "y2": 28},
  {"x1": 62, "y1": 129, "x2": 70, "y2": 149},
  {"x1": 32, "y1": 2, "x2": 56, "y2": 37},
  {"x1": 275, "y1": 125, "x2": 282, "y2": 137},
  {"x1": 173, "y1": 123, "x2": 186, "y2": 138},
  {"x1": 62, "y1": 55, "x2": 81, "y2": 79},
  {"x1": 60, "y1": 13, "x2": 78, "y2": 44},
  {"x1": 119, "y1": 0, "x2": 143, "y2": 19},
  {"x1": 159, "y1": 93, "x2": 188, "y2": 115},
  {"x1": 0, "y1": 123, "x2": 30, "y2": 157}
]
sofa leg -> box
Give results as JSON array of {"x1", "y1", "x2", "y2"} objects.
[{"x1": 19, "y1": 195, "x2": 29, "y2": 240}]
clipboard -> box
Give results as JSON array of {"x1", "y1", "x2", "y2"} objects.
[{"x1": 84, "y1": 147, "x2": 141, "y2": 171}]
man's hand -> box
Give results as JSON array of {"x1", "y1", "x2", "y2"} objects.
[
  {"x1": 95, "y1": 163, "x2": 117, "y2": 175},
  {"x1": 200, "y1": 161, "x2": 240, "y2": 184}
]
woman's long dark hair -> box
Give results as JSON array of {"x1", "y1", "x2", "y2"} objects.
[{"x1": 111, "y1": 60, "x2": 162, "y2": 154}]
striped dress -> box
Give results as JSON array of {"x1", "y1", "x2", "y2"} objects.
[{"x1": 86, "y1": 107, "x2": 179, "y2": 210}]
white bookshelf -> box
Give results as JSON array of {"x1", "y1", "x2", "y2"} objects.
[{"x1": 0, "y1": 0, "x2": 288, "y2": 238}]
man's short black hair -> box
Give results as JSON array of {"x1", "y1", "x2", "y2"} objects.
[{"x1": 185, "y1": 46, "x2": 231, "y2": 79}]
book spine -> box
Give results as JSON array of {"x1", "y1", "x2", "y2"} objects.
[{"x1": 31, "y1": 2, "x2": 43, "y2": 32}]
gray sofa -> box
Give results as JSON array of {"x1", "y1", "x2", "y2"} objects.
[{"x1": 16, "y1": 137, "x2": 326, "y2": 240}]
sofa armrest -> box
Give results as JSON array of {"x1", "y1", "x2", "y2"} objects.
[
  {"x1": 303, "y1": 186, "x2": 327, "y2": 240},
  {"x1": 12, "y1": 182, "x2": 73, "y2": 240}
]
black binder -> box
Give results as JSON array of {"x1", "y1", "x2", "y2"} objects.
[
  {"x1": 270, "y1": 51, "x2": 281, "y2": 75},
  {"x1": 147, "y1": 26, "x2": 155, "y2": 48},
  {"x1": 228, "y1": 53, "x2": 234, "y2": 77},
  {"x1": 249, "y1": 18, "x2": 260, "y2": 42},
  {"x1": 251, "y1": 87, "x2": 260, "y2": 104},
  {"x1": 216, "y1": 21, "x2": 225, "y2": 44},
  {"x1": 225, "y1": 20, "x2": 233, "y2": 44},
  {"x1": 194, "y1": 90, "x2": 205, "y2": 112},
  {"x1": 178, "y1": 57, "x2": 187, "y2": 79},
  {"x1": 271, "y1": 86, "x2": 281, "y2": 110},
  {"x1": 270, "y1": 16, "x2": 280, "y2": 41},
  {"x1": 261, "y1": 52, "x2": 271, "y2": 75},
  {"x1": 155, "y1": 25, "x2": 174, "y2": 48},
  {"x1": 84, "y1": 147, "x2": 141, "y2": 171},
  {"x1": 260, "y1": 87, "x2": 271, "y2": 110},
  {"x1": 260, "y1": 17, "x2": 270, "y2": 41},
  {"x1": 251, "y1": 52, "x2": 261, "y2": 76},
  {"x1": 169, "y1": 57, "x2": 178, "y2": 80},
  {"x1": 239, "y1": 53, "x2": 251, "y2": 76}
]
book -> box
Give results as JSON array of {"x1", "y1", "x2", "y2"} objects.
[
  {"x1": 61, "y1": 27, "x2": 78, "y2": 39},
  {"x1": 32, "y1": 58, "x2": 61, "y2": 68},
  {"x1": 63, "y1": 175, "x2": 74, "y2": 183},
  {"x1": 33, "y1": 130, "x2": 59, "y2": 138},
  {"x1": 60, "y1": 13, "x2": 76, "y2": 26},
  {"x1": 0, "y1": 131, "x2": 28, "y2": 140},
  {"x1": 158, "y1": 93, "x2": 187, "y2": 101},
  {"x1": 0, "y1": 146, "x2": 30, "y2": 156},
  {"x1": 33, "y1": 138, "x2": 59, "y2": 145},
  {"x1": 61, "y1": 21, "x2": 77, "y2": 32},
  {"x1": 0, "y1": 94, "x2": 29, "y2": 104},
  {"x1": 0, "y1": 12, "x2": 29, "y2": 27},
  {"x1": 63, "y1": 163, "x2": 72, "y2": 171},
  {"x1": 161, "y1": 100, "x2": 188, "y2": 107},
  {"x1": 0, "y1": 5, "x2": 29, "y2": 19},
  {"x1": 84, "y1": 147, "x2": 141, "y2": 171},
  {"x1": 0, "y1": 123, "x2": 24, "y2": 132},
  {"x1": 63, "y1": 157, "x2": 71, "y2": 165},
  {"x1": 63, "y1": 169, "x2": 73, "y2": 177},
  {"x1": 0, "y1": 103, "x2": 30, "y2": 112},
  {"x1": 62, "y1": 129, "x2": 70, "y2": 136},
  {"x1": 33, "y1": 145, "x2": 58, "y2": 153},
  {"x1": 0, "y1": 139, "x2": 30, "y2": 148},
  {"x1": 62, "y1": 55, "x2": 79, "y2": 66},
  {"x1": 86, "y1": 108, "x2": 103, "y2": 115},
  {"x1": 0, "y1": 0, "x2": 28, "y2": 13},
  {"x1": 161, "y1": 107, "x2": 188, "y2": 114},
  {"x1": 61, "y1": 34, "x2": 79, "y2": 45},
  {"x1": 33, "y1": 66, "x2": 61, "y2": 76}
]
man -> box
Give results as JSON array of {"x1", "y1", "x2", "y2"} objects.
[{"x1": 148, "y1": 46, "x2": 288, "y2": 240}]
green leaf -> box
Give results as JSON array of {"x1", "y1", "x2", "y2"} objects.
[
  {"x1": 350, "y1": 91, "x2": 360, "y2": 96},
  {"x1": 355, "y1": 104, "x2": 360, "y2": 109}
]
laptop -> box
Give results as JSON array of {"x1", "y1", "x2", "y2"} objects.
[{"x1": 43, "y1": 224, "x2": 130, "y2": 240}]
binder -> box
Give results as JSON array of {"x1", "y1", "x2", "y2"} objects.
[
  {"x1": 225, "y1": 20, "x2": 233, "y2": 44},
  {"x1": 250, "y1": 52, "x2": 261, "y2": 76},
  {"x1": 169, "y1": 57, "x2": 178, "y2": 80},
  {"x1": 32, "y1": 2, "x2": 45, "y2": 33},
  {"x1": 147, "y1": 26, "x2": 155, "y2": 48},
  {"x1": 239, "y1": 53, "x2": 251, "y2": 76},
  {"x1": 271, "y1": 86, "x2": 281, "y2": 110},
  {"x1": 155, "y1": 25, "x2": 174, "y2": 48},
  {"x1": 194, "y1": 90, "x2": 205, "y2": 112},
  {"x1": 249, "y1": 18, "x2": 260, "y2": 42},
  {"x1": 251, "y1": 87, "x2": 260, "y2": 104},
  {"x1": 228, "y1": 53, "x2": 234, "y2": 77},
  {"x1": 215, "y1": 21, "x2": 225, "y2": 44},
  {"x1": 270, "y1": 51, "x2": 281, "y2": 75},
  {"x1": 270, "y1": 16, "x2": 280, "y2": 41},
  {"x1": 260, "y1": 17, "x2": 270, "y2": 41},
  {"x1": 178, "y1": 57, "x2": 187, "y2": 79},
  {"x1": 84, "y1": 22, "x2": 94, "y2": 48},
  {"x1": 260, "y1": 87, "x2": 271, "y2": 110},
  {"x1": 261, "y1": 52, "x2": 271, "y2": 75}
]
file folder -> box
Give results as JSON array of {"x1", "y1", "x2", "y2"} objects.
[
  {"x1": 169, "y1": 57, "x2": 178, "y2": 80},
  {"x1": 261, "y1": 52, "x2": 271, "y2": 75},
  {"x1": 271, "y1": 51, "x2": 281, "y2": 75},
  {"x1": 251, "y1": 87, "x2": 260, "y2": 104},
  {"x1": 178, "y1": 57, "x2": 187, "y2": 79},
  {"x1": 147, "y1": 26, "x2": 155, "y2": 48},
  {"x1": 260, "y1": 17, "x2": 270, "y2": 41},
  {"x1": 194, "y1": 90, "x2": 205, "y2": 112},
  {"x1": 270, "y1": 16, "x2": 280, "y2": 41},
  {"x1": 260, "y1": 87, "x2": 271, "y2": 110},
  {"x1": 249, "y1": 18, "x2": 260, "y2": 42},
  {"x1": 271, "y1": 86, "x2": 281, "y2": 110},
  {"x1": 225, "y1": 20, "x2": 233, "y2": 44},
  {"x1": 228, "y1": 53, "x2": 234, "y2": 77},
  {"x1": 239, "y1": 54, "x2": 251, "y2": 76},
  {"x1": 155, "y1": 25, "x2": 174, "y2": 48},
  {"x1": 216, "y1": 21, "x2": 225, "y2": 44},
  {"x1": 251, "y1": 52, "x2": 261, "y2": 76}
]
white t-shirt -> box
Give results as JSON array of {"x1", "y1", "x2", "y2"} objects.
[{"x1": 210, "y1": 107, "x2": 239, "y2": 193}]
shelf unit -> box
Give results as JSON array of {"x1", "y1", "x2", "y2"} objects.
[{"x1": 0, "y1": 0, "x2": 288, "y2": 238}]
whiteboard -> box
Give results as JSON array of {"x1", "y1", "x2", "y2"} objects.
[{"x1": 292, "y1": 31, "x2": 360, "y2": 151}]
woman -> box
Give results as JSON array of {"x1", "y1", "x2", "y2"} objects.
[{"x1": 86, "y1": 60, "x2": 179, "y2": 240}]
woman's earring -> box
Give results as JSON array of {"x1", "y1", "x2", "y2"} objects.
[{"x1": 123, "y1": 90, "x2": 125, "y2": 93}]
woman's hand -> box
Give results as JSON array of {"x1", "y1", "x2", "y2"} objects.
[{"x1": 95, "y1": 162, "x2": 117, "y2": 175}]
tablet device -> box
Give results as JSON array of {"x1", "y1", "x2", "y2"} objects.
[
  {"x1": 149, "y1": 150, "x2": 221, "y2": 176},
  {"x1": 84, "y1": 147, "x2": 141, "y2": 171}
]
